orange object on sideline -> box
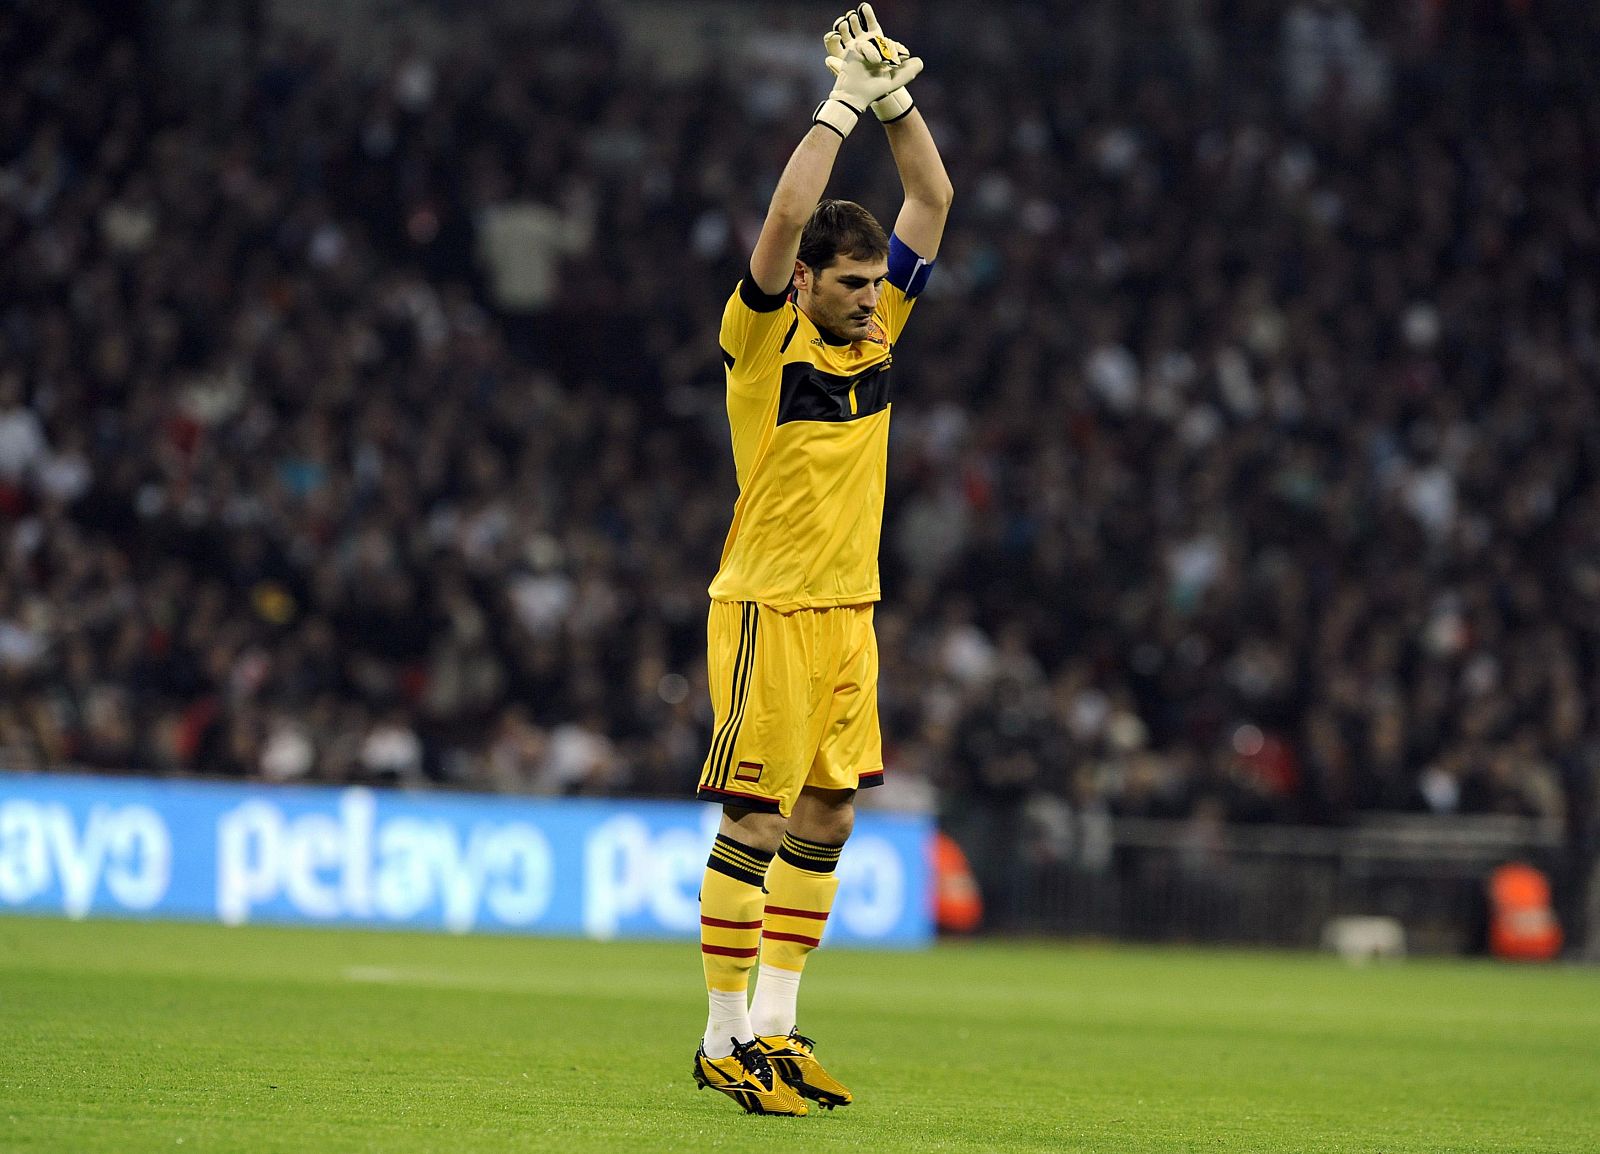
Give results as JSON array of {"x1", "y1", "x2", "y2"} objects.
[
  {"x1": 932, "y1": 832, "x2": 983, "y2": 934},
  {"x1": 1487, "y1": 862, "x2": 1562, "y2": 961}
]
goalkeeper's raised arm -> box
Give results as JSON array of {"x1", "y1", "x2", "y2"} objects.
[
  {"x1": 746, "y1": 5, "x2": 936, "y2": 297},
  {"x1": 824, "y1": 4, "x2": 953, "y2": 264}
]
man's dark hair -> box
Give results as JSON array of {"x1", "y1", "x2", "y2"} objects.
[{"x1": 797, "y1": 199, "x2": 888, "y2": 272}]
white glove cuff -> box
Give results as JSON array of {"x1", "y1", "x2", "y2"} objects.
[
  {"x1": 872, "y1": 87, "x2": 915, "y2": 123},
  {"x1": 812, "y1": 97, "x2": 862, "y2": 138}
]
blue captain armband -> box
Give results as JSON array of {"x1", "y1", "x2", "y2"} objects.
[{"x1": 887, "y1": 233, "x2": 935, "y2": 299}]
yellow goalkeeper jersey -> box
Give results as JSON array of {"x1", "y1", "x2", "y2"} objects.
[{"x1": 709, "y1": 239, "x2": 929, "y2": 611}]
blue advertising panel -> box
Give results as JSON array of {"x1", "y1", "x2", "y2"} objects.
[{"x1": 0, "y1": 773, "x2": 932, "y2": 946}]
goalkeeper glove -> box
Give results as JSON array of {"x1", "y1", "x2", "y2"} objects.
[
  {"x1": 825, "y1": 4, "x2": 916, "y2": 124},
  {"x1": 812, "y1": 4, "x2": 923, "y2": 138}
]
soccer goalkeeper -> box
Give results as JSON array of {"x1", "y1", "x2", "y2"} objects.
[{"x1": 690, "y1": 5, "x2": 953, "y2": 1117}]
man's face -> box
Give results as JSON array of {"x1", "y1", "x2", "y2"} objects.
[{"x1": 795, "y1": 254, "x2": 890, "y2": 342}]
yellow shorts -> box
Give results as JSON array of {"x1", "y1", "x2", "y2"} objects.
[{"x1": 697, "y1": 600, "x2": 884, "y2": 816}]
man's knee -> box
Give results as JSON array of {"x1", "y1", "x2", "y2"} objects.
[
  {"x1": 788, "y1": 786, "x2": 856, "y2": 845},
  {"x1": 719, "y1": 806, "x2": 786, "y2": 854}
]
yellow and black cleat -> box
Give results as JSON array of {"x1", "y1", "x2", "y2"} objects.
[
  {"x1": 693, "y1": 1038, "x2": 809, "y2": 1116},
  {"x1": 756, "y1": 1029, "x2": 853, "y2": 1109}
]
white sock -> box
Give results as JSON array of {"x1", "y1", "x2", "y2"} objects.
[
  {"x1": 749, "y1": 966, "x2": 803, "y2": 1038},
  {"x1": 703, "y1": 989, "x2": 752, "y2": 1058}
]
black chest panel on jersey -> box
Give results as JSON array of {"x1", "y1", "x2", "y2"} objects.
[{"x1": 776, "y1": 359, "x2": 893, "y2": 426}]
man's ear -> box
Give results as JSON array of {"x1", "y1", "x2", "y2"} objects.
[{"x1": 792, "y1": 260, "x2": 809, "y2": 292}]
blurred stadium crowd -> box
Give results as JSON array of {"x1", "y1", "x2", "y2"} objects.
[{"x1": 2, "y1": 0, "x2": 1597, "y2": 862}]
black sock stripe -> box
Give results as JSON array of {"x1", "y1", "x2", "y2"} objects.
[
  {"x1": 716, "y1": 845, "x2": 771, "y2": 870},
  {"x1": 712, "y1": 841, "x2": 764, "y2": 866},
  {"x1": 782, "y1": 833, "x2": 843, "y2": 855},
  {"x1": 706, "y1": 603, "x2": 753, "y2": 790},
  {"x1": 714, "y1": 603, "x2": 758, "y2": 790},
  {"x1": 777, "y1": 844, "x2": 841, "y2": 873},
  {"x1": 779, "y1": 848, "x2": 842, "y2": 868},
  {"x1": 713, "y1": 839, "x2": 773, "y2": 875},
  {"x1": 715, "y1": 846, "x2": 772, "y2": 873},
  {"x1": 780, "y1": 848, "x2": 841, "y2": 865},
  {"x1": 708, "y1": 834, "x2": 773, "y2": 888},
  {"x1": 778, "y1": 832, "x2": 843, "y2": 872},
  {"x1": 706, "y1": 854, "x2": 767, "y2": 888}
]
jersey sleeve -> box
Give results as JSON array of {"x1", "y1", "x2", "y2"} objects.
[
  {"x1": 875, "y1": 233, "x2": 936, "y2": 344},
  {"x1": 720, "y1": 269, "x2": 798, "y2": 395}
]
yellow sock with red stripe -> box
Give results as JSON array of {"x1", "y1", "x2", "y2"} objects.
[
  {"x1": 750, "y1": 832, "x2": 842, "y2": 1037},
  {"x1": 700, "y1": 833, "x2": 773, "y2": 1058}
]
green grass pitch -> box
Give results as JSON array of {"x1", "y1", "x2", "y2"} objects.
[{"x1": 2, "y1": 917, "x2": 1598, "y2": 1153}]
